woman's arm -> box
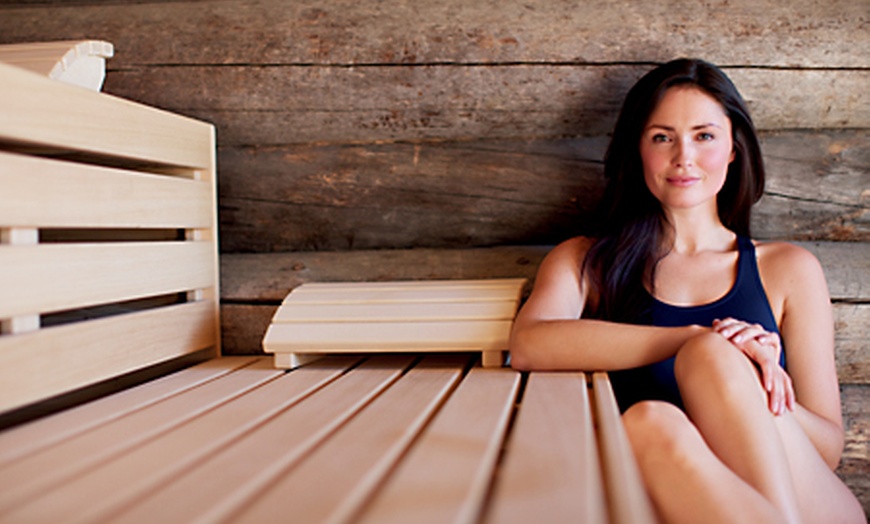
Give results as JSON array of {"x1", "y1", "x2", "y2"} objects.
[
  {"x1": 758, "y1": 241, "x2": 845, "y2": 468},
  {"x1": 509, "y1": 237, "x2": 706, "y2": 371}
]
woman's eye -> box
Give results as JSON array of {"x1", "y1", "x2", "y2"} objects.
[
  {"x1": 697, "y1": 132, "x2": 715, "y2": 141},
  {"x1": 652, "y1": 134, "x2": 670, "y2": 143}
]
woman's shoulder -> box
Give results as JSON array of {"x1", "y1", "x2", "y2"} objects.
[
  {"x1": 545, "y1": 236, "x2": 596, "y2": 264},
  {"x1": 753, "y1": 240, "x2": 828, "y2": 295},
  {"x1": 754, "y1": 240, "x2": 824, "y2": 275}
]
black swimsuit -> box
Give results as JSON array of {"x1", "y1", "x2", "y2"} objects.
[{"x1": 609, "y1": 236, "x2": 784, "y2": 411}]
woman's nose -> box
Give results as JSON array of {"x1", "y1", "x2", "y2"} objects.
[{"x1": 673, "y1": 139, "x2": 695, "y2": 167}]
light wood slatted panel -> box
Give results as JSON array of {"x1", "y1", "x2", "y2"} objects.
[
  {"x1": 264, "y1": 279, "x2": 525, "y2": 367},
  {"x1": 0, "y1": 300, "x2": 217, "y2": 413},
  {"x1": 5, "y1": 357, "x2": 359, "y2": 524},
  {"x1": 0, "y1": 62, "x2": 212, "y2": 169},
  {"x1": 0, "y1": 241, "x2": 214, "y2": 318},
  {"x1": 0, "y1": 358, "x2": 283, "y2": 514},
  {"x1": 485, "y1": 372, "x2": 608, "y2": 523},
  {"x1": 0, "y1": 151, "x2": 212, "y2": 228},
  {"x1": 112, "y1": 355, "x2": 416, "y2": 524},
  {"x1": 231, "y1": 354, "x2": 470, "y2": 524},
  {"x1": 0, "y1": 357, "x2": 655, "y2": 523},
  {"x1": 0, "y1": 356, "x2": 258, "y2": 467},
  {"x1": 355, "y1": 366, "x2": 521, "y2": 524},
  {"x1": 592, "y1": 372, "x2": 658, "y2": 524}
]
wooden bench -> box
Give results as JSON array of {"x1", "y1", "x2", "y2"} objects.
[
  {"x1": 0, "y1": 356, "x2": 655, "y2": 523},
  {"x1": 0, "y1": 57, "x2": 655, "y2": 522}
]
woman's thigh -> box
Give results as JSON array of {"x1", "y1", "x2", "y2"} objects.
[
  {"x1": 772, "y1": 412, "x2": 865, "y2": 523},
  {"x1": 623, "y1": 400, "x2": 785, "y2": 524},
  {"x1": 672, "y1": 334, "x2": 864, "y2": 523}
]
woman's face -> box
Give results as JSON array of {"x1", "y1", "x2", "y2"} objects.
[{"x1": 639, "y1": 86, "x2": 734, "y2": 213}]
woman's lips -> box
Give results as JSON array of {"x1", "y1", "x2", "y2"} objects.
[{"x1": 666, "y1": 176, "x2": 700, "y2": 187}]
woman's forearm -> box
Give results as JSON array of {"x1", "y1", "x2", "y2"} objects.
[{"x1": 509, "y1": 319, "x2": 707, "y2": 371}]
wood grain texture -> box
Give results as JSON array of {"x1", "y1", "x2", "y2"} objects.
[
  {"x1": 0, "y1": 301, "x2": 218, "y2": 414},
  {"x1": 231, "y1": 354, "x2": 468, "y2": 524},
  {"x1": 486, "y1": 372, "x2": 608, "y2": 523},
  {"x1": 0, "y1": 358, "x2": 281, "y2": 515},
  {"x1": 0, "y1": 62, "x2": 213, "y2": 169},
  {"x1": 110, "y1": 355, "x2": 414, "y2": 524},
  {"x1": 0, "y1": 0, "x2": 864, "y2": 68},
  {"x1": 215, "y1": 131, "x2": 867, "y2": 252},
  {"x1": 0, "y1": 151, "x2": 212, "y2": 228},
  {"x1": 221, "y1": 243, "x2": 867, "y2": 302},
  {"x1": 838, "y1": 384, "x2": 870, "y2": 517},
  {"x1": 0, "y1": 356, "x2": 259, "y2": 467},
  {"x1": 592, "y1": 372, "x2": 657, "y2": 524},
  {"x1": 220, "y1": 242, "x2": 868, "y2": 384},
  {"x1": 101, "y1": 65, "x2": 868, "y2": 144},
  {"x1": 356, "y1": 366, "x2": 520, "y2": 524},
  {"x1": 5, "y1": 357, "x2": 353, "y2": 524},
  {"x1": 0, "y1": 241, "x2": 214, "y2": 318}
]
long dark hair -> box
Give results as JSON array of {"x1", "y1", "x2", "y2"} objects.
[{"x1": 583, "y1": 58, "x2": 765, "y2": 322}]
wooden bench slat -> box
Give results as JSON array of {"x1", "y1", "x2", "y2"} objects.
[
  {"x1": 485, "y1": 372, "x2": 608, "y2": 523},
  {"x1": 296, "y1": 278, "x2": 527, "y2": 292},
  {"x1": 111, "y1": 355, "x2": 415, "y2": 524},
  {"x1": 232, "y1": 354, "x2": 470, "y2": 524},
  {"x1": 0, "y1": 241, "x2": 215, "y2": 318},
  {"x1": 591, "y1": 372, "x2": 658, "y2": 524},
  {"x1": 0, "y1": 62, "x2": 213, "y2": 169},
  {"x1": 0, "y1": 356, "x2": 258, "y2": 467},
  {"x1": 356, "y1": 366, "x2": 521, "y2": 524},
  {"x1": 5, "y1": 356, "x2": 359, "y2": 524},
  {"x1": 0, "y1": 300, "x2": 217, "y2": 413},
  {"x1": 264, "y1": 319, "x2": 513, "y2": 352},
  {"x1": 0, "y1": 359, "x2": 283, "y2": 514},
  {"x1": 0, "y1": 151, "x2": 213, "y2": 228},
  {"x1": 284, "y1": 280, "x2": 525, "y2": 304},
  {"x1": 271, "y1": 300, "x2": 519, "y2": 322}
]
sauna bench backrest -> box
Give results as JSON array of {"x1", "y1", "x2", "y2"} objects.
[{"x1": 0, "y1": 62, "x2": 220, "y2": 414}]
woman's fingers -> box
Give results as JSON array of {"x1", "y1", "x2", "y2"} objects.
[
  {"x1": 712, "y1": 319, "x2": 793, "y2": 416},
  {"x1": 713, "y1": 318, "x2": 779, "y2": 350}
]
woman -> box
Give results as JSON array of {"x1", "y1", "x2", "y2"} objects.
[{"x1": 509, "y1": 59, "x2": 865, "y2": 523}]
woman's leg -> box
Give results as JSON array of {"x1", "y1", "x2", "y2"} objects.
[
  {"x1": 623, "y1": 400, "x2": 785, "y2": 524},
  {"x1": 674, "y1": 332, "x2": 866, "y2": 524},
  {"x1": 674, "y1": 332, "x2": 802, "y2": 522},
  {"x1": 771, "y1": 407, "x2": 866, "y2": 523}
]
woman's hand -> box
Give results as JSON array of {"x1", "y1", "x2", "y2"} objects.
[{"x1": 712, "y1": 318, "x2": 795, "y2": 416}]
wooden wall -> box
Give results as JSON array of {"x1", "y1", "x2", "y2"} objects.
[{"x1": 0, "y1": 0, "x2": 867, "y2": 513}]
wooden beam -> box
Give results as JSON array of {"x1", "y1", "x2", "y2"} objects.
[
  {"x1": 215, "y1": 131, "x2": 867, "y2": 252},
  {"x1": 0, "y1": 1, "x2": 865, "y2": 68}
]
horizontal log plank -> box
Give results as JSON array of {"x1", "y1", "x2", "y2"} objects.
[
  {"x1": 102, "y1": 66, "x2": 868, "y2": 145},
  {"x1": 221, "y1": 243, "x2": 868, "y2": 303},
  {"x1": 839, "y1": 384, "x2": 870, "y2": 516},
  {"x1": 220, "y1": 242, "x2": 868, "y2": 382},
  {"x1": 0, "y1": 0, "x2": 864, "y2": 68},
  {"x1": 217, "y1": 131, "x2": 867, "y2": 251}
]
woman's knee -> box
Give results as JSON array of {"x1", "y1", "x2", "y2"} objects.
[
  {"x1": 675, "y1": 332, "x2": 754, "y2": 387},
  {"x1": 674, "y1": 331, "x2": 767, "y2": 409},
  {"x1": 623, "y1": 401, "x2": 697, "y2": 461}
]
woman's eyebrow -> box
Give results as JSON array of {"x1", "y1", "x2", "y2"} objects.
[{"x1": 645, "y1": 122, "x2": 723, "y2": 131}]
